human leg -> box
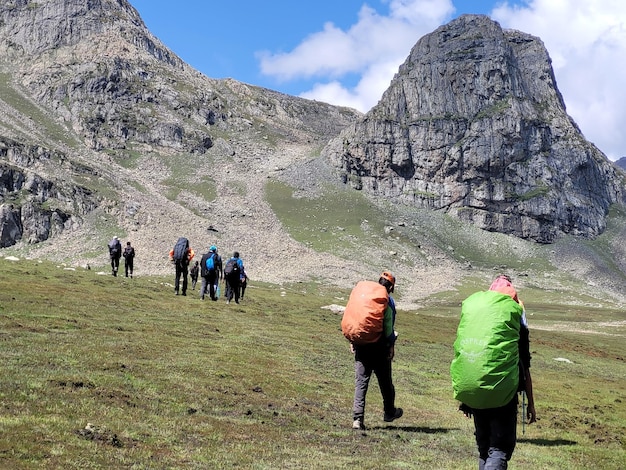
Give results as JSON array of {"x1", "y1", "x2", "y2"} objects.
[
  {"x1": 199, "y1": 276, "x2": 208, "y2": 299},
  {"x1": 352, "y1": 356, "x2": 372, "y2": 425},
  {"x1": 232, "y1": 278, "x2": 241, "y2": 303},
  {"x1": 208, "y1": 273, "x2": 217, "y2": 300},
  {"x1": 372, "y1": 356, "x2": 399, "y2": 419},
  {"x1": 181, "y1": 266, "x2": 188, "y2": 295},
  {"x1": 174, "y1": 263, "x2": 182, "y2": 294},
  {"x1": 473, "y1": 397, "x2": 518, "y2": 470}
]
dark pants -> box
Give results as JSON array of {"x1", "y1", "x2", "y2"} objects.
[
  {"x1": 352, "y1": 342, "x2": 395, "y2": 420},
  {"x1": 226, "y1": 276, "x2": 240, "y2": 303},
  {"x1": 174, "y1": 261, "x2": 188, "y2": 294},
  {"x1": 110, "y1": 256, "x2": 120, "y2": 276},
  {"x1": 473, "y1": 396, "x2": 518, "y2": 470},
  {"x1": 124, "y1": 258, "x2": 134, "y2": 277},
  {"x1": 200, "y1": 272, "x2": 219, "y2": 300},
  {"x1": 240, "y1": 278, "x2": 247, "y2": 299}
]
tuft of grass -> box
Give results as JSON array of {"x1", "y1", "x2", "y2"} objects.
[{"x1": 0, "y1": 258, "x2": 624, "y2": 469}]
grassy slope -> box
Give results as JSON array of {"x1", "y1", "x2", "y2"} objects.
[{"x1": 1, "y1": 258, "x2": 624, "y2": 469}]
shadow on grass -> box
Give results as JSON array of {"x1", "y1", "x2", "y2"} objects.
[
  {"x1": 519, "y1": 438, "x2": 577, "y2": 447},
  {"x1": 372, "y1": 425, "x2": 457, "y2": 433}
]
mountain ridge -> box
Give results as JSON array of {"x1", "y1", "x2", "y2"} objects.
[{"x1": 1, "y1": 1, "x2": 625, "y2": 305}]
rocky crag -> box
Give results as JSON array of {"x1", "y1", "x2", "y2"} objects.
[
  {"x1": 0, "y1": 0, "x2": 361, "y2": 281},
  {"x1": 323, "y1": 15, "x2": 626, "y2": 243},
  {"x1": 0, "y1": 3, "x2": 625, "y2": 303}
]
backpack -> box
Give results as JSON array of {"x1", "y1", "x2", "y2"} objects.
[
  {"x1": 200, "y1": 252, "x2": 216, "y2": 277},
  {"x1": 450, "y1": 290, "x2": 523, "y2": 410},
  {"x1": 224, "y1": 258, "x2": 240, "y2": 279},
  {"x1": 108, "y1": 240, "x2": 120, "y2": 257},
  {"x1": 341, "y1": 281, "x2": 389, "y2": 345},
  {"x1": 172, "y1": 237, "x2": 189, "y2": 263}
]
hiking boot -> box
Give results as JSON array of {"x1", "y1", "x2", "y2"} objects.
[
  {"x1": 383, "y1": 407, "x2": 403, "y2": 422},
  {"x1": 352, "y1": 418, "x2": 365, "y2": 430}
]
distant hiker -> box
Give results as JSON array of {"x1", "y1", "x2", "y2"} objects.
[
  {"x1": 451, "y1": 274, "x2": 536, "y2": 470},
  {"x1": 341, "y1": 271, "x2": 402, "y2": 430},
  {"x1": 239, "y1": 266, "x2": 248, "y2": 300},
  {"x1": 122, "y1": 241, "x2": 135, "y2": 278},
  {"x1": 107, "y1": 236, "x2": 122, "y2": 277},
  {"x1": 190, "y1": 261, "x2": 199, "y2": 290},
  {"x1": 199, "y1": 245, "x2": 223, "y2": 301},
  {"x1": 169, "y1": 237, "x2": 195, "y2": 296},
  {"x1": 224, "y1": 251, "x2": 244, "y2": 304}
]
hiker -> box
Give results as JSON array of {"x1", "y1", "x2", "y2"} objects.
[
  {"x1": 451, "y1": 274, "x2": 536, "y2": 470},
  {"x1": 122, "y1": 241, "x2": 135, "y2": 278},
  {"x1": 199, "y1": 245, "x2": 223, "y2": 301},
  {"x1": 168, "y1": 237, "x2": 195, "y2": 296},
  {"x1": 190, "y1": 261, "x2": 199, "y2": 290},
  {"x1": 239, "y1": 266, "x2": 248, "y2": 300},
  {"x1": 107, "y1": 236, "x2": 122, "y2": 276},
  {"x1": 224, "y1": 251, "x2": 244, "y2": 304},
  {"x1": 342, "y1": 271, "x2": 403, "y2": 430}
]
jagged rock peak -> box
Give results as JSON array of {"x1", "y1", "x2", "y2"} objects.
[
  {"x1": 0, "y1": 0, "x2": 181, "y2": 66},
  {"x1": 323, "y1": 14, "x2": 626, "y2": 243}
]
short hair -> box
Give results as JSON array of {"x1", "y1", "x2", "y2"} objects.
[{"x1": 233, "y1": 251, "x2": 240, "y2": 258}]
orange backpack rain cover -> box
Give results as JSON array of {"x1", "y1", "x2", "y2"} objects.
[{"x1": 341, "y1": 280, "x2": 389, "y2": 344}]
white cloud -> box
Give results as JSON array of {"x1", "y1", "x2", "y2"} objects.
[
  {"x1": 259, "y1": 0, "x2": 455, "y2": 110},
  {"x1": 260, "y1": 0, "x2": 626, "y2": 159},
  {"x1": 492, "y1": 0, "x2": 626, "y2": 160}
]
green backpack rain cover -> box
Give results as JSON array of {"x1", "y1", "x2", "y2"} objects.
[{"x1": 450, "y1": 290, "x2": 523, "y2": 409}]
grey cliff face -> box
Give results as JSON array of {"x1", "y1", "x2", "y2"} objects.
[
  {"x1": 323, "y1": 15, "x2": 626, "y2": 243},
  {"x1": 0, "y1": 137, "x2": 97, "y2": 247},
  {"x1": 0, "y1": 0, "x2": 361, "y2": 249}
]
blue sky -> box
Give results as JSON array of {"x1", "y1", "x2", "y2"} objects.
[{"x1": 128, "y1": 1, "x2": 626, "y2": 160}]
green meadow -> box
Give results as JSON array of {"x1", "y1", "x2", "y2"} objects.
[{"x1": 0, "y1": 258, "x2": 624, "y2": 469}]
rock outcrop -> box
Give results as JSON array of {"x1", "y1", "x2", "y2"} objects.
[
  {"x1": 0, "y1": 0, "x2": 360, "y2": 248},
  {"x1": 324, "y1": 15, "x2": 626, "y2": 243}
]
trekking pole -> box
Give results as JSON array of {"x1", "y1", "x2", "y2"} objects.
[{"x1": 521, "y1": 391, "x2": 526, "y2": 435}]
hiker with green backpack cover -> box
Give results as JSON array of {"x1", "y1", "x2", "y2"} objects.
[{"x1": 451, "y1": 274, "x2": 536, "y2": 470}]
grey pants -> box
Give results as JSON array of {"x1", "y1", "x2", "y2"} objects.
[{"x1": 352, "y1": 342, "x2": 395, "y2": 420}]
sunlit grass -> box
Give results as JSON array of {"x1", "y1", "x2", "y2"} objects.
[{"x1": 0, "y1": 257, "x2": 624, "y2": 469}]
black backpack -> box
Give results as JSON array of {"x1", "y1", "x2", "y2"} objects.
[
  {"x1": 108, "y1": 240, "x2": 120, "y2": 257},
  {"x1": 224, "y1": 258, "x2": 240, "y2": 279},
  {"x1": 173, "y1": 237, "x2": 189, "y2": 263}
]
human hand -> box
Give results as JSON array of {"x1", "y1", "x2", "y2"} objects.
[
  {"x1": 459, "y1": 403, "x2": 473, "y2": 418},
  {"x1": 526, "y1": 404, "x2": 537, "y2": 424},
  {"x1": 387, "y1": 345, "x2": 395, "y2": 361}
]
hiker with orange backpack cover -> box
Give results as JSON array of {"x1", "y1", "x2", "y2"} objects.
[{"x1": 342, "y1": 271, "x2": 403, "y2": 430}]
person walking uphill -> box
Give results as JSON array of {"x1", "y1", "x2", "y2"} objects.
[
  {"x1": 451, "y1": 274, "x2": 536, "y2": 470},
  {"x1": 108, "y1": 236, "x2": 122, "y2": 276},
  {"x1": 224, "y1": 251, "x2": 244, "y2": 304},
  {"x1": 199, "y1": 245, "x2": 222, "y2": 301},
  {"x1": 341, "y1": 271, "x2": 403, "y2": 430},
  {"x1": 169, "y1": 237, "x2": 195, "y2": 296},
  {"x1": 122, "y1": 241, "x2": 135, "y2": 278},
  {"x1": 190, "y1": 261, "x2": 199, "y2": 290}
]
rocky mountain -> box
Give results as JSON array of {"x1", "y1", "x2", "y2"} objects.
[
  {"x1": 0, "y1": 0, "x2": 363, "y2": 280},
  {"x1": 617, "y1": 157, "x2": 626, "y2": 171},
  {"x1": 323, "y1": 15, "x2": 626, "y2": 243},
  {"x1": 1, "y1": 2, "x2": 625, "y2": 304}
]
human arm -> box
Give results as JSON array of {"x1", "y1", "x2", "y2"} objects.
[
  {"x1": 383, "y1": 297, "x2": 398, "y2": 359},
  {"x1": 519, "y1": 323, "x2": 537, "y2": 424}
]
